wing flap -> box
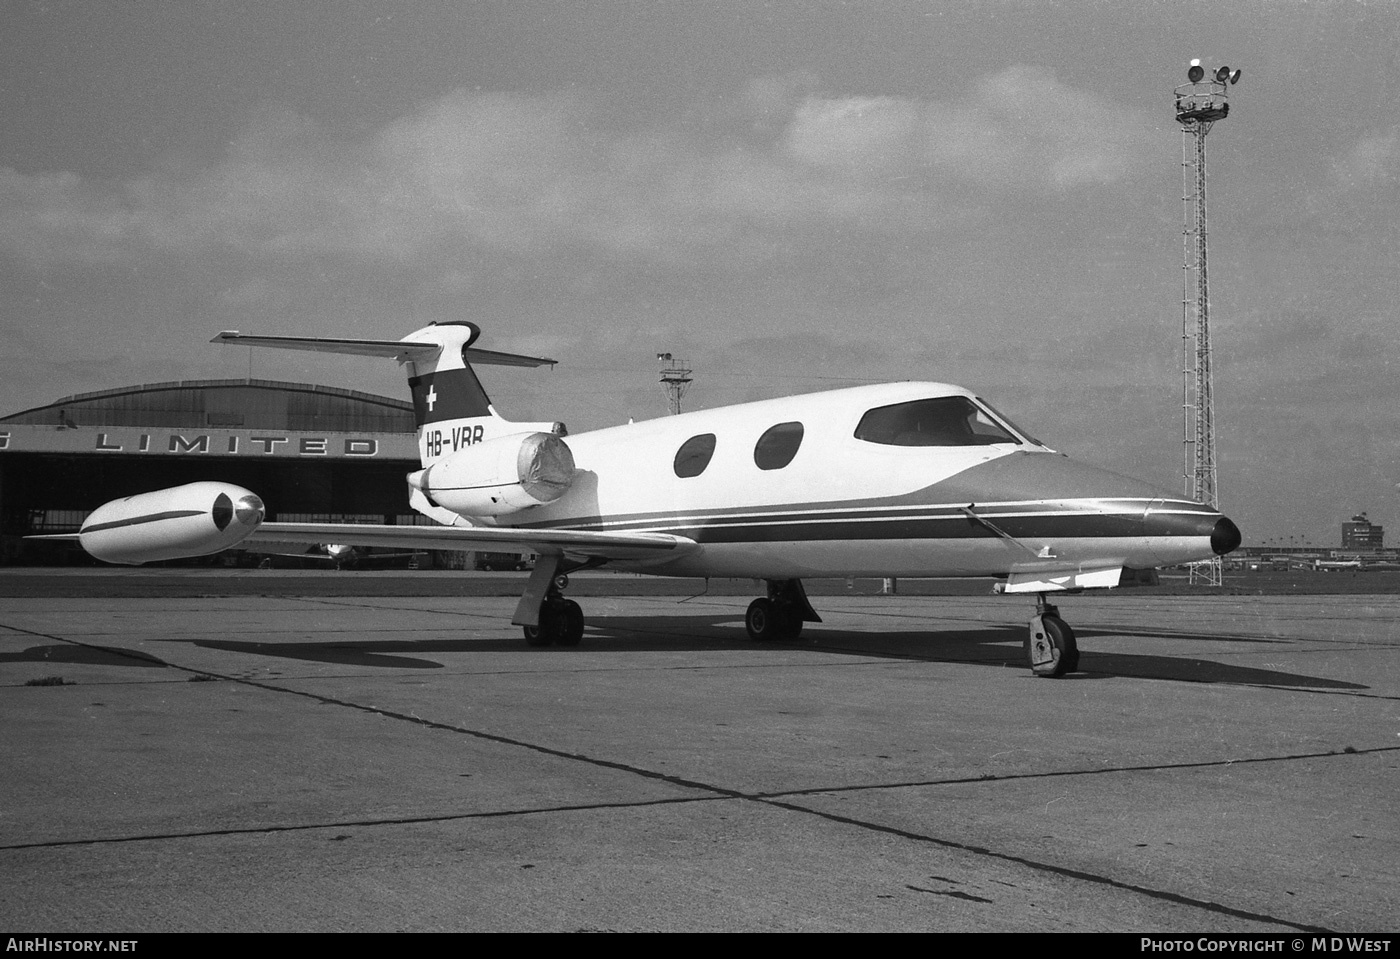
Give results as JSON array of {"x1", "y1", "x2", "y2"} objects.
[{"x1": 246, "y1": 522, "x2": 695, "y2": 561}]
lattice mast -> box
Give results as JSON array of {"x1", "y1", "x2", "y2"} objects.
[
  {"x1": 657, "y1": 352, "x2": 693, "y2": 415},
  {"x1": 1175, "y1": 59, "x2": 1240, "y2": 587}
]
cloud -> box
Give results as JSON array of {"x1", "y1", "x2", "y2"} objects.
[
  {"x1": 0, "y1": 69, "x2": 1157, "y2": 278},
  {"x1": 781, "y1": 65, "x2": 1155, "y2": 189},
  {"x1": 1331, "y1": 129, "x2": 1399, "y2": 188}
]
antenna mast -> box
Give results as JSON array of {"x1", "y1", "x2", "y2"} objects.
[
  {"x1": 657, "y1": 353, "x2": 692, "y2": 415},
  {"x1": 1175, "y1": 59, "x2": 1240, "y2": 587}
]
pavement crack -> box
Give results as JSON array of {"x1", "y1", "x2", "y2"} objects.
[
  {"x1": 0, "y1": 795, "x2": 728, "y2": 852},
  {"x1": 757, "y1": 744, "x2": 1400, "y2": 799},
  {"x1": 764, "y1": 796, "x2": 1334, "y2": 934},
  {"x1": 906, "y1": 884, "x2": 994, "y2": 903}
]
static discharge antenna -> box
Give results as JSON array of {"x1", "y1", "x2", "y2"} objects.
[
  {"x1": 1175, "y1": 58, "x2": 1240, "y2": 587},
  {"x1": 657, "y1": 352, "x2": 693, "y2": 415}
]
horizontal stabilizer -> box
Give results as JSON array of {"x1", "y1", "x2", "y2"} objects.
[
  {"x1": 212, "y1": 331, "x2": 440, "y2": 360},
  {"x1": 212, "y1": 332, "x2": 556, "y2": 368},
  {"x1": 460, "y1": 346, "x2": 558, "y2": 368}
]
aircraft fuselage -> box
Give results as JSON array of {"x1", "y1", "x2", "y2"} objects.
[{"x1": 488, "y1": 382, "x2": 1235, "y2": 583}]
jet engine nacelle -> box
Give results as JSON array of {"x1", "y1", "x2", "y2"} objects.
[
  {"x1": 79, "y1": 482, "x2": 266, "y2": 565},
  {"x1": 409, "y1": 432, "x2": 575, "y2": 517}
]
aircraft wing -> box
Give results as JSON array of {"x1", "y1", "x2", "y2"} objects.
[{"x1": 244, "y1": 523, "x2": 696, "y2": 562}]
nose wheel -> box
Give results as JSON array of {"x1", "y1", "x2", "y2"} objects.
[{"x1": 1026, "y1": 596, "x2": 1079, "y2": 677}]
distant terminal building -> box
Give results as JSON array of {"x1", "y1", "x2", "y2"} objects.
[
  {"x1": 0, "y1": 379, "x2": 427, "y2": 564},
  {"x1": 1342, "y1": 513, "x2": 1384, "y2": 551}
]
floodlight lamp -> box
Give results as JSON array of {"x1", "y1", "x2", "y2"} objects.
[
  {"x1": 1187, "y1": 60, "x2": 1204, "y2": 83},
  {"x1": 1229, "y1": 69, "x2": 1242, "y2": 85},
  {"x1": 1215, "y1": 65, "x2": 1232, "y2": 83}
]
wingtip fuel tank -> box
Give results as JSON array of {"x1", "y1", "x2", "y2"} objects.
[{"x1": 79, "y1": 482, "x2": 265, "y2": 565}]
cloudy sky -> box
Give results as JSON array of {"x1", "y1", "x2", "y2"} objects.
[{"x1": 3, "y1": 0, "x2": 1399, "y2": 546}]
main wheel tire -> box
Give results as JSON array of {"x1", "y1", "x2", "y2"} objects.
[
  {"x1": 745, "y1": 598, "x2": 779, "y2": 641},
  {"x1": 557, "y1": 599, "x2": 584, "y2": 647},
  {"x1": 1055, "y1": 615, "x2": 1080, "y2": 674},
  {"x1": 1030, "y1": 614, "x2": 1078, "y2": 677},
  {"x1": 523, "y1": 603, "x2": 562, "y2": 647},
  {"x1": 747, "y1": 599, "x2": 803, "y2": 641}
]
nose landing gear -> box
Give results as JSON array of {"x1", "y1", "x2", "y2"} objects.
[{"x1": 1027, "y1": 594, "x2": 1079, "y2": 677}]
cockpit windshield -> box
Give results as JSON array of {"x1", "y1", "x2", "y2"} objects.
[
  {"x1": 854, "y1": 396, "x2": 1026, "y2": 447},
  {"x1": 974, "y1": 397, "x2": 1041, "y2": 447}
]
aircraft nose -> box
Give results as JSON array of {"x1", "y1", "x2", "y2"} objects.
[
  {"x1": 1212, "y1": 516, "x2": 1242, "y2": 556},
  {"x1": 922, "y1": 451, "x2": 1241, "y2": 566},
  {"x1": 1142, "y1": 501, "x2": 1241, "y2": 565},
  {"x1": 1142, "y1": 508, "x2": 1240, "y2": 545}
]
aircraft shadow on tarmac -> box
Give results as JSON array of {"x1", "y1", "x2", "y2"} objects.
[
  {"x1": 3, "y1": 644, "x2": 169, "y2": 669},
  {"x1": 163, "y1": 613, "x2": 1367, "y2": 690}
]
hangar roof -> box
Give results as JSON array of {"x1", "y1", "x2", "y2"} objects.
[{"x1": 1, "y1": 379, "x2": 414, "y2": 433}]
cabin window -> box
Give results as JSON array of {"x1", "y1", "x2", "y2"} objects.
[
  {"x1": 754, "y1": 422, "x2": 804, "y2": 470},
  {"x1": 854, "y1": 397, "x2": 1020, "y2": 447},
  {"x1": 674, "y1": 433, "x2": 717, "y2": 478}
]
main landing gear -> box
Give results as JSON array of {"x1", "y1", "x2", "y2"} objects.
[
  {"x1": 745, "y1": 579, "x2": 822, "y2": 642},
  {"x1": 1026, "y1": 594, "x2": 1079, "y2": 678},
  {"x1": 512, "y1": 554, "x2": 590, "y2": 648},
  {"x1": 521, "y1": 573, "x2": 585, "y2": 647}
]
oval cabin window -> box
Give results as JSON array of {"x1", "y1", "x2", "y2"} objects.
[
  {"x1": 754, "y1": 422, "x2": 804, "y2": 470},
  {"x1": 674, "y1": 433, "x2": 717, "y2": 478}
]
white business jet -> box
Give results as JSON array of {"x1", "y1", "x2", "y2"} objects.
[{"x1": 64, "y1": 321, "x2": 1241, "y2": 677}]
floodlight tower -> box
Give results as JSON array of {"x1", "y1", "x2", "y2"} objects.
[
  {"x1": 1175, "y1": 59, "x2": 1241, "y2": 587},
  {"x1": 657, "y1": 352, "x2": 693, "y2": 415}
]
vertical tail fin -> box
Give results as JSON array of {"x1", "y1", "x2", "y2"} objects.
[{"x1": 400, "y1": 321, "x2": 564, "y2": 467}]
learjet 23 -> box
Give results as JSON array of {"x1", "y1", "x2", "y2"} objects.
[{"x1": 56, "y1": 321, "x2": 1241, "y2": 677}]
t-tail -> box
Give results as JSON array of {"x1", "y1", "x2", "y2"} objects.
[
  {"x1": 394, "y1": 321, "x2": 565, "y2": 467},
  {"x1": 212, "y1": 322, "x2": 574, "y2": 523}
]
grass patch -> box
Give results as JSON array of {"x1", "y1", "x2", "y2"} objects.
[{"x1": 25, "y1": 676, "x2": 73, "y2": 686}]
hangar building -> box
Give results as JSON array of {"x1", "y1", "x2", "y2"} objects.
[{"x1": 0, "y1": 379, "x2": 425, "y2": 564}]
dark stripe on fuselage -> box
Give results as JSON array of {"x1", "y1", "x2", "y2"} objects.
[
  {"x1": 81, "y1": 509, "x2": 205, "y2": 534},
  {"x1": 517, "y1": 498, "x2": 1211, "y2": 531},
  {"x1": 682, "y1": 511, "x2": 1144, "y2": 544},
  {"x1": 512, "y1": 503, "x2": 1219, "y2": 545}
]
